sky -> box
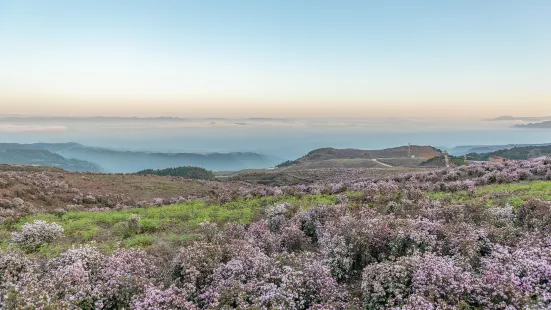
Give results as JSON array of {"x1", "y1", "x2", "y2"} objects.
[{"x1": 1, "y1": 0, "x2": 550, "y2": 118}]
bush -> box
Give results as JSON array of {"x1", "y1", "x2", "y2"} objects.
[
  {"x1": 132, "y1": 284, "x2": 197, "y2": 310},
  {"x1": 362, "y1": 255, "x2": 422, "y2": 309},
  {"x1": 114, "y1": 214, "x2": 142, "y2": 238},
  {"x1": 136, "y1": 166, "x2": 215, "y2": 180},
  {"x1": 171, "y1": 241, "x2": 224, "y2": 290},
  {"x1": 276, "y1": 159, "x2": 299, "y2": 168},
  {"x1": 11, "y1": 220, "x2": 64, "y2": 252},
  {"x1": 516, "y1": 199, "x2": 551, "y2": 233},
  {"x1": 266, "y1": 202, "x2": 290, "y2": 232},
  {"x1": 100, "y1": 249, "x2": 159, "y2": 309}
]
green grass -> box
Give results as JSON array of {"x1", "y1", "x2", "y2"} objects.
[
  {"x1": 427, "y1": 180, "x2": 551, "y2": 207},
  {"x1": 123, "y1": 234, "x2": 155, "y2": 247},
  {"x1": 0, "y1": 194, "x2": 336, "y2": 255}
]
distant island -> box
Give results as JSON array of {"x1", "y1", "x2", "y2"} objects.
[
  {"x1": 488, "y1": 115, "x2": 551, "y2": 121},
  {"x1": 513, "y1": 121, "x2": 551, "y2": 128}
]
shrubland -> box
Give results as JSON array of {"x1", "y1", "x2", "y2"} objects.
[{"x1": 0, "y1": 158, "x2": 551, "y2": 308}]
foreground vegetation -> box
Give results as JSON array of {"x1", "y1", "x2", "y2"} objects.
[
  {"x1": 0, "y1": 194, "x2": 335, "y2": 256},
  {"x1": 1, "y1": 158, "x2": 551, "y2": 309}
]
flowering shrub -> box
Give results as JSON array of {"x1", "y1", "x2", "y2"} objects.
[
  {"x1": 171, "y1": 241, "x2": 224, "y2": 290},
  {"x1": 411, "y1": 254, "x2": 473, "y2": 306},
  {"x1": 280, "y1": 224, "x2": 311, "y2": 252},
  {"x1": 100, "y1": 249, "x2": 160, "y2": 309},
  {"x1": 245, "y1": 220, "x2": 281, "y2": 254},
  {"x1": 266, "y1": 202, "x2": 291, "y2": 232},
  {"x1": 11, "y1": 220, "x2": 64, "y2": 252},
  {"x1": 132, "y1": 284, "x2": 197, "y2": 310},
  {"x1": 199, "y1": 220, "x2": 221, "y2": 242},
  {"x1": 362, "y1": 254, "x2": 422, "y2": 309},
  {"x1": 516, "y1": 199, "x2": 551, "y2": 233}
]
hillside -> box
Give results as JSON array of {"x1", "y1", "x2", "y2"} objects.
[
  {"x1": 0, "y1": 143, "x2": 281, "y2": 172},
  {"x1": 467, "y1": 145, "x2": 551, "y2": 161},
  {"x1": 276, "y1": 145, "x2": 441, "y2": 170},
  {"x1": 419, "y1": 154, "x2": 467, "y2": 167},
  {"x1": 1, "y1": 158, "x2": 551, "y2": 308},
  {"x1": 447, "y1": 143, "x2": 551, "y2": 155},
  {"x1": 298, "y1": 145, "x2": 440, "y2": 161},
  {"x1": 0, "y1": 145, "x2": 102, "y2": 172},
  {"x1": 0, "y1": 164, "x2": 266, "y2": 219},
  {"x1": 226, "y1": 166, "x2": 432, "y2": 185}
]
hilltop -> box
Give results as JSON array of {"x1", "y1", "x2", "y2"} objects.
[
  {"x1": 224, "y1": 146, "x2": 443, "y2": 185},
  {"x1": 298, "y1": 145, "x2": 440, "y2": 161},
  {"x1": 276, "y1": 145, "x2": 441, "y2": 170}
]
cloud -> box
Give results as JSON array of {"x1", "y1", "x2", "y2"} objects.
[
  {"x1": 0, "y1": 124, "x2": 67, "y2": 132},
  {"x1": 99, "y1": 120, "x2": 308, "y2": 130}
]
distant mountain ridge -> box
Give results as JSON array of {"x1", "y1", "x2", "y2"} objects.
[
  {"x1": 0, "y1": 144, "x2": 102, "y2": 172},
  {"x1": 447, "y1": 143, "x2": 551, "y2": 156},
  {"x1": 0, "y1": 143, "x2": 281, "y2": 173}
]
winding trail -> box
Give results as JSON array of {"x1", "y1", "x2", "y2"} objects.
[{"x1": 372, "y1": 158, "x2": 393, "y2": 168}]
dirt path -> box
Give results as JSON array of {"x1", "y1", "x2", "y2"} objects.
[
  {"x1": 444, "y1": 155, "x2": 450, "y2": 168},
  {"x1": 372, "y1": 158, "x2": 393, "y2": 168}
]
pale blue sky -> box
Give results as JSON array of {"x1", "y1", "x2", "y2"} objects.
[{"x1": 1, "y1": 1, "x2": 550, "y2": 117}]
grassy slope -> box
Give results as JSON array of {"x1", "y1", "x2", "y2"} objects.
[
  {"x1": 377, "y1": 158, "x2": 428, "y2": 167},
  {"x1": 3, "y1": 179, "x2": 550, "y2": 257},
  {"x1": 69, "y1": 174, "x2": 217, "y2": 199},
  {"x1": 227, "y1": 167, "x2": 434, "y2": 186},
  {"x1": 297, "y1": 146, "x2": 440, "y2": 162},
  {"x1": 286, "y1": 158, "x2": 384, "y2": 169},
  {"x1": 275, "y1": 146, "x2": 441, "y2": 170},
  {"x1": 0, "y1": 171, "x2": 239, "y2": 213},
  {"x1": 427, "y1": 180, "x2": 551, "y2": 207},
  {"x1": 0, "y1": 194, "x2": 336, "y2": 256}
]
